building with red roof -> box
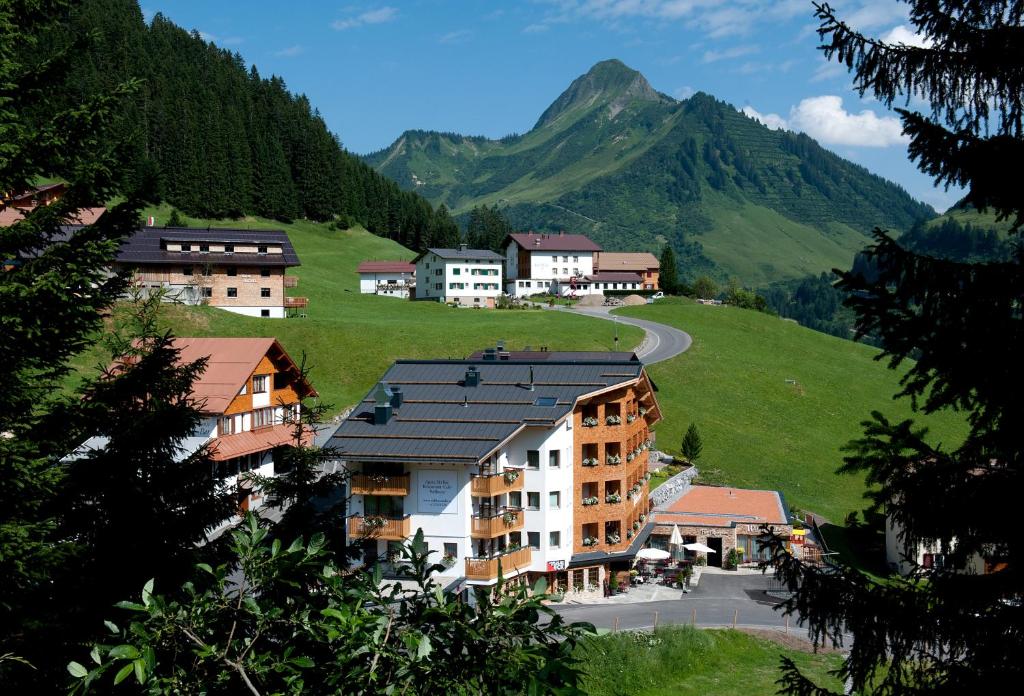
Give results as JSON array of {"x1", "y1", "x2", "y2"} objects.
[
  {"x1": 503, "y1": 231, "x2": 603, "y2": 298},
  {"x1": 356, "y1": 260, "x2": 416, "y2": 298}
]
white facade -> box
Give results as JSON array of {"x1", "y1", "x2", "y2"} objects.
[
  {"x1": 885, "y1": 515, "x2": 985, "y2": 576},
  {"x1": 504, "y1": 245, "x2": 596, "y2": 298},
  {"x1": 415, "y1": 251, "x2": 503, "y2": 308},
  {"x1": 347, "y1": 419, "x2": 576, "y2": 585},
  {"x1": 358, "y1": 271, "x2": 415, "y2": 299}
]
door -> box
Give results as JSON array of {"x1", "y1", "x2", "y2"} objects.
[{"x1": 707, "y1": 537, "x2": 723, "y2": 567}]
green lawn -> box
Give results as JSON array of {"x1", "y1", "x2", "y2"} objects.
[
  {"x1": 72, "y1": 206, "x2": 643, "y2": 413},
  {"x1": 576, "y1": 627, "x2": 846, "y2": 696},
  {"x1": 616, "y1": 299, "x2": 967, "y2": 522}
]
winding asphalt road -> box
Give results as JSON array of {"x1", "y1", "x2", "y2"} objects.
[{"x1": 562, "y1": 304, "x2": 693, "y2": 364}]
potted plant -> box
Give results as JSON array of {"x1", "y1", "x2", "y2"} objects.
[
  {"x1": 626, "y1": 413, "x2": 636, "y2": 423},
  {"x1": 607, "y1": 533, "x2": 621, "y2": 544},
  {"x1": 582, "y1": 416, "x2": 599, "y2": 427},
  {"x1": 606, "y1": 415, "x2": 621, "y2": 425},
  {"x1": 363, "y1": 515, "x2": 386, "y2": 530},
  {"x1": 639, "y1": 407, "x2": 648, "y2": 416},
  {"x1": 606, "y1": 454, "x2": 621, "y2": 465},
  {"x1": 501, "y1": 510, "x2": 518, "y2": 526},
  {"x1": 503, "y1": 469, "x2": 520, "y2": 484},
  {"x1": 441, "y1": 553, "x2": 457, "y2": 569},
  {"x1": 582, "y1": 457, "x2": 598, "y2": 467},
  {"x1": 627, "y1": 452, "x2": 635, "y2": 462},
  {"x1": 582, "y1": 496, "x2": 599, "y2": 506},
  {"x1": 605, "y1": 493, "x2": 621, "y2": 504},
  {"x1": 632, "y1": 520, "x2": 641, "y2": 531}
]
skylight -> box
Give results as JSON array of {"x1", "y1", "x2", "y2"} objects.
[{"x1": 534, "y1": 397, "x2": 557, "y2": 407}]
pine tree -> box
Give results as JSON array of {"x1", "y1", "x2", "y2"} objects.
[
  {"x1": 772, "y1": 2, "x2": 1024, "y2": 693},
  {"x1": 680, "y1": 423, "x2": 703, "y2": 463},
  {"x1": 166, "y1": 208, "x2": 185, "y2": 226},
  {"x1": 659, "y1": 244, "x2": 679, "y2": 294}
]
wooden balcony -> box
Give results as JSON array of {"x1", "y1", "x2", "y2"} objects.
[
  {"x1": 464, "y1": 546, "x2": 532, "y2": 582},
  {"x1": 350, "y1": 473, "x2": 410, "y2": 497},
  {"x1": 470, "y1": 507, "x2": 524, "y2": 538},
  {"x1": 347, "y1": 514, "x2": 410, "y2": 541},
  {"x1": 284, "y1": 275, "x2": 299, "y2": 288},
  {"x1": 284, "y1": 296, "x2": 309, "y2": 309},
  {"x1": 470, "y1": 470, "x2": 524, "y2": 497}
]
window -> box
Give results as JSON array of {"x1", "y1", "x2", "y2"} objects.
[
  {"x1": 252, "y1": 407, "x2": 273, "y2": 428},
  {"x1": 549, "y1": 450, "x2": 560, "y2": 468},
  {"x1": 508, "y1": 531, "x2": 522, "y2": 547},
  {"x1": 199, "y1": 244, "x2": 209, "y2": 253},
  {"x1": 526, "y1": 491, "x2": 540, "y2": 510},
  {"x1": 534, "y1": 397, "x2": 557, "y2": 407},
  {"x1": 434, "y1": 283, "x2": 442, "y2": 290},
  {"x1": 181, "y1": 243, "x2": 192, "y2": 252},
  {"x1": 260, "y1": 287, "x2": 271, "y2": 298},
  {"x1": 238, "y1": 382, "x2": 248, "y2": 396},
  {"x1": 549, "y1": 491, "x2": 561, "y2": 509},
  {"x1": 549, "y1": 531, "x2": 561, "y2": 548},
  {"x1": 562, "y1": 268, "x2": 568, "y2": 275},
  {"x1": 257, "y1": 245, "x2": 268, "y2": 255},
  {"x1": 527, "y1": 450, "x2": 540, "y2": 469},
  {"x1": 252, "y1": 375, "x2": 269, "y2": 393},
  {"x1": 227, "y1": 287, "x2": 237, "y2": 298},
  {"x1": 453, "y1": 268, "x2": 460, "y2": 275},
  {"x1": 562, "y1": 256, "x2": 568, "y2": 263},
  {"x1": 227, "y1": 266, "x2": 237, "y2": 276},
  {"x1": 260, "y1": 309, "x2": 270, "y2": 317},
  {"x1": 528, "y1": 532, "x2": 540, "y2": 550},
  {"x1": 219, "y1": 416, "x2": 235, "y2": 436},
  {"x1": 225, "y1": 244, "x2": 234, "y2": 254},
  {"x1": 201, "y1": 287, "x2": 212, "y2": 298},
  {"x1": 435, "y1": 268, "x2": 443, "y2": 276},
  {"x1": 573, "y1": 256, "x2": 579, "y2": 263},
  {"x1": 572, "y1": 268, "x2": 579, "y2": 276},
  {"x1": 182, "y1": 266, "x2": 193, "y2": 276},
  {"x1": 260, "y1": 268, "x2": 271, "y2": 278},
  {"x1": 443, "y1": 542, "x2": 457, "y2": 559},
  {"x1": 588, "y1": 567, "x2": 599, "y2": 586},
  {"x1": 508, "y1": 491, "x2": 522, "y2": 508}
]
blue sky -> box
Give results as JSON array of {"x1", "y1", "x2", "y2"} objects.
[{"x1": 145, "y1": 1, "x2": 960, "y2": 212}]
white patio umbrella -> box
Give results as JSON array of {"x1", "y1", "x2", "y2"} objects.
[
  {"x1": 636, "y1": 548, "x2": 670, "y2": 561},
  {"x1": 669, "y1": 524, "x2": 683, "y2": 547},
  {"x1": 683, "y1": 542, "x2": 716, "y2": 554}
]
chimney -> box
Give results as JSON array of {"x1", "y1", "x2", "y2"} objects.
[
  {"x1": 483, "y1": 347, "x2": 497, "y2": 361},
  {"x1": 389, "y1": 385, "x2": 404, "y2": 408},
  {"x1": 464, "y1": 365, "x2": 480, "y2": 387},
  {"x1": 528, "y1": 366, "x2": 535, "y2": 391},
  {"x1": 373, "y1": 382, "x2": 393, "y2": 425},
  {"x1": 496, "y1": 340, "x2": 505, "y2": 351},
  {"x1": 559, "y1": 230, "x2": 564, "y2": 236},
  {"x1": 459, "y1": 242, "x2": 468, "y2": 252}
]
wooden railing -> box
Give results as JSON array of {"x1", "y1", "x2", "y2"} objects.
[
  {"x1": 284, "y1": 296, "x2": 309, "y2": 308},
  {"x1": 470, "y1": 469, "x2": 524, "y2": 497},
  {"x1": 351, "y1": 473, "x2": 410, "y2": 496},
  {"x1": 464, "y1": 546, "x2": 532, "y2": 582},
  {"x1": 283, "y1": 275, "x2": 299, "y2": 288},
  {"x1": 470, "y1": 507, "x2": 524, "y2": 538},
  {"x1": 347, "y1": 514, "x2": 410, "y2": 541}
]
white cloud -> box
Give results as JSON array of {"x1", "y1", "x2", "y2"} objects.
[
  {"x1": 880, "y1": 24, "x2": 932, "y2": 48},
  {"x1": 811, "y1": 61, "x2": 847, "y2": 83},
  {"x1": 274, "y1": 45, "x2": 304, "y2": 57},
  {"x1": 523, "y1": 23, "x2": 551, "y2": 34},
  {"x1": 742, "y1": 96, "x2": 908, "y2": 148},
  {"x1": 439, "y1": 29, "x2": 473, "y2": 44},
  {"x1": 843, "y1": 0, "x2": 909, "y2": 30},
  {"x1": 197, "y1": 31, "x2": 243, "y2": 46},
  {"x1": 674, "y1": 85, "x2": 695, "y2": 99},
  {"x1": 701, "y1": 44, "x2": 758, "y2": 63},
  {"x1": 332, "y1": 6, "x2": 398, "y2": 31}
]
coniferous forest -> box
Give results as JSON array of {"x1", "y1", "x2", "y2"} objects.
[{"x1": 39, "y1": 0, "x2": 460, "y2": 249}]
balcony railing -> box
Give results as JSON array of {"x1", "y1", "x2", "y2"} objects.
[
  {"x1": 284, "y1": 297, "x2": 309, "y2": 309},
  {"x1": 470, "y1": 469, "x2": 524, "y2": 497},
  {"x1": 284, "y1": 275, "x2": 299, "y2": 288},
  {"x1": 347, "y1": 514, "x2": 410, "y2": 541},
  {"x1": 464, "y1": 546, "x2": 532, "y2": 582},
  {"x1": 351, "y1": 473, "x2": 410, "y2": 497},
  {"x1": 470, "y1": 507, "x2": 524, "y2": 538}
]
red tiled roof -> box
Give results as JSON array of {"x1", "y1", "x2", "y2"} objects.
[
  {"x1": 584, "y1": 272, "x2": 643, "y2": 282},
  {"x1": 0, "y1": 206, "x2": 106, "y2": 228},
  {"x1": 506, "y1": 232, "x2": 602, "y2": 252},
  {"x1": 357, "y1": 260, "x2": 415, "y2": 274},
  {"x1": 208, "y1": 423, "x2": 312, "y2": 461},
  {"x1": 660, "y1": 485, "x2": 788, "y2": 526}
]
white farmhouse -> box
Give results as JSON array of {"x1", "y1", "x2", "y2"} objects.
[
  {"x1": 357, "y1": 261, "x2": 416, "y2": 299},
  {"x1": 503, "y1": 232, "x2": 602, "y2": 297},
  {"x1": 413, "y1": 245, "x2": 503, "y2": 308}
]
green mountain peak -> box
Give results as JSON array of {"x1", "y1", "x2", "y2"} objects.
[{"x1": 533, "y1": 59, "x2": 671, "y2": 130}]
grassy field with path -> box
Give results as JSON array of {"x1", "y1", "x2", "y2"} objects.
[{"x1": 618, "y1": 298, "x2": 967, "y2": 522}]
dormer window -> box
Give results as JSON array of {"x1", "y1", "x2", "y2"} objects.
[
  {"x1": 252, "y1": 374, "x2": 268, "y2": 394},
  {"x1": 199, "y1": 244, "x2": 209, "y2": 253},
  {"x1": 257, "y1": 245, "x2": 268, "y2": 255},
  {"x1": 224, "y1": 244, "x2": 234, "y2": 254},
  {"x1": 180, "y1": 243, "x2": 191, "y2": 253}
]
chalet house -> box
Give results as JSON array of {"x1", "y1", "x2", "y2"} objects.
[
  {"x1": 503, "y1": 232, "x2": 602, "y2": 298},
  {"x1": 413, "y1": 246, "x2": 503, "y2": 307},
  {"x1": 357, "y1": 261, "x2": 416, "y2": 299},
  {"x1": 651, "y1": 486, "x2": 793, "y2": 567},
  {"x1": 0, "y1": 182, "x2": 105, "y2": 228},
  {"x1": 115, "y1": 227, "x2": 306, "y2": 318},
  {"x1": 329, "y1": 346, "x2": 662, "y2": 598},
  {"x1": 595, "y1": 252, "x2": 660, "y2": 290}
]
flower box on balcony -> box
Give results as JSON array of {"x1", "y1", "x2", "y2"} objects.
[
  {"x1": 607, "y1": 534, "x2": 621, "y2": 544},
  {"x1": 582, "y1": 536, "x2": 599, "y2": 547},
  {"x1": 605, "y1": 493, "x2": 622, "y2": 504},
  {"x1": 626, "y1": 413, "x2": 637, "y2": 423},
  {"x1": 606, "y1": 455, "x2": 621, "y2": 465},
  {"x1": 582, "y1": 496, "x2": 599, "y2": 506},
  {"x1": 606, "y1": 415, "x2": 622, "y2": 425},
  {"x1": 639, "y1": 513, "x2": 647, "y2": 523},
  {"x1": 503, "y1": 469, "x2": 520, "y2": 484},
  {"x1": 582, "y1": 417, "x2": 599, "y2": 427},
  {"x1": 582, "y1": 457, "x2": 599, "y2": 467}
]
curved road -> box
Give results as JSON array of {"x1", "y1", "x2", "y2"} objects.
[{"x1": 564, "y1": 304, "x2": 692, "y2": 364}]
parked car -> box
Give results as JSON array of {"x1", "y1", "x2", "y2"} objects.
[{"x1": 651, "y1": 292, "x2": 665, "y2": 300}]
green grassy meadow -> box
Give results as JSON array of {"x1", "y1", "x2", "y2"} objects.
[
  {"x1": 74, "y1": 206, "x2": 643, "y2": 412},
  {"x1": 576, "y1": 627, "x2": 846, "y2": 696},
  {"x1": 617, "y1": 299, "x2": 967, "y2": 522}
]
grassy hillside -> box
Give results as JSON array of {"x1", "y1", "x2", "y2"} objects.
[
  {"x1": 577, "y1": 627, "x2": 845, "y2": 696},
  {"x1": 71, "y1": 206, "x2": 643, "y2": 413},
  {"x1": 618, "y1": 299, "x2": 967, "y2": 522}
]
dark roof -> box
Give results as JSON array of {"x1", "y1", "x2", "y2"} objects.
[
  {"x1": 113, "y1": 227, "x2": 300, "y2": 268},
  {"x1": 467, "y1": 350, "x2": 639, "y2": 362},
  {"x1": 416, "y1": 247, "x2": 503, "y2": 262},
  {"x1": 584, "y1": 272, "x2": 643, "y2": 283},
  {"x1": 505, "y1": 232, "x2": 602, "y2": 252},
  {"x1": 357, "y1": 261, "x2": 415, "y2": 274},
  {"x1": 329, "y1": 352, "x2": 648, "y2": 465},
  {"x1": 570, "y1": 523, "x2": 655, "y2": 566}
]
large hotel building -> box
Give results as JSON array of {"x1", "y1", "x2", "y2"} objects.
[{"x1": 329, "y1": 346, "x2": 662, "y2": 595}]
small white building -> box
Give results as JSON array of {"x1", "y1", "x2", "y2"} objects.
[
  {"x1": 413, "y1": 245, "x2": 503, "y2": 308},
  {"x1": 503, "y1": 232, "x2": 602, "y2": 297},
  {"x1": 357, "y1": 261, "x2": 415, "y2": 299}
]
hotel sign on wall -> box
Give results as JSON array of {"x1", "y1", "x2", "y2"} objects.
[{"x1": 417, "y1": 471, "x2": 458, "y2": 515}]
